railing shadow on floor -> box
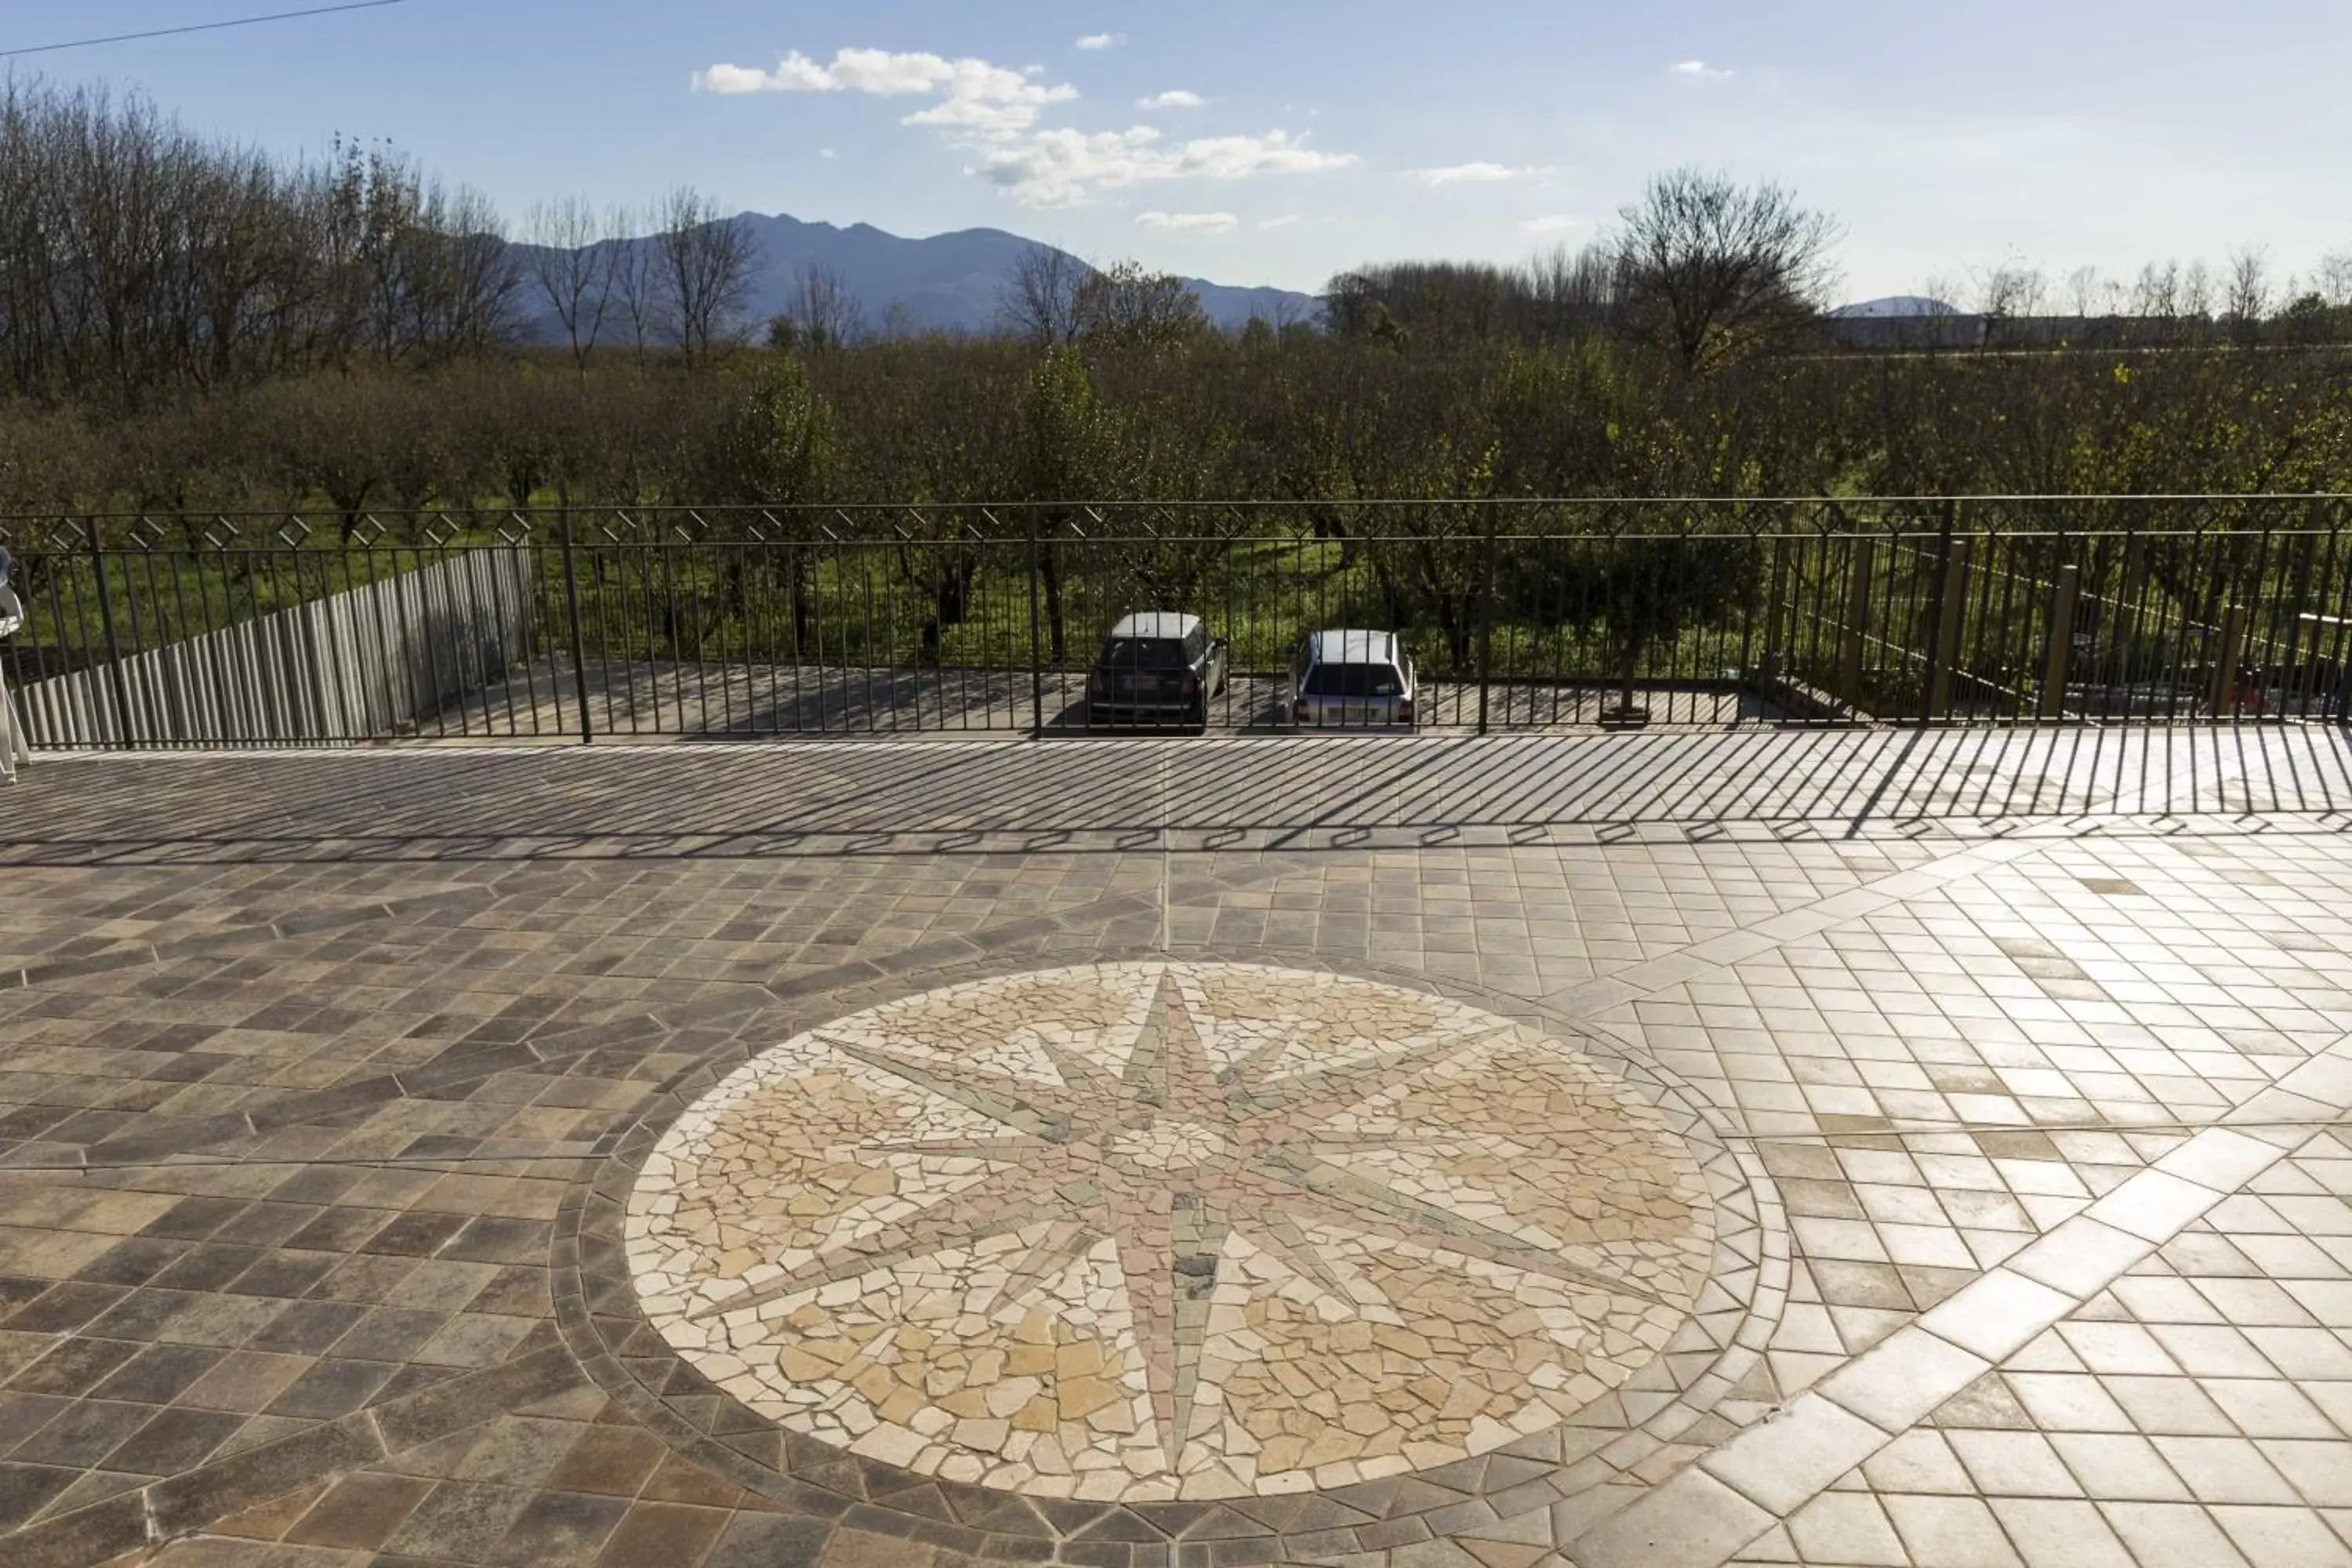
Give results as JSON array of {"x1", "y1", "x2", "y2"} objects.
[{"x1": 0, "y1": 724, "x2": 2345, "y2": 867}]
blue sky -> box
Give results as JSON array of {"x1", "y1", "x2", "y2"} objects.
[{"x1": 16, "y1": 1, "x2": 2352, "y2": 300}]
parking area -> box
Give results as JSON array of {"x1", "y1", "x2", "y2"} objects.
[{"x1": 422, "y1": 658, "x2": 1782, "y2": 742}]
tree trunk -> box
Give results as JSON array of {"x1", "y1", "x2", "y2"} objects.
[
  {"x1": 937, "y1": 572, "x2": 970, "y2": 632},
  {"x1": 723, "y1": 554, "x2": 749, "y2": 624},
  {"x1": 1443, "y1": 592, "x2": 1473, "y2": 672},
  {"x1": 1041, "y1": 543, "x2": 1067, "y2": 664}
]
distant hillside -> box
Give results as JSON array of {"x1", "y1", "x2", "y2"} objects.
[
  {"x1": 510, "y1": 212, "x2": 1319, "y2": 340},
  {"x1": 1831, "y1": 296, "x2": 1962, "y2": 320}
]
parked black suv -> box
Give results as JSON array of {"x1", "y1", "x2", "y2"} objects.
[{"x1": 1085, "y1": 613, "x2": 1229, "y2": 727}]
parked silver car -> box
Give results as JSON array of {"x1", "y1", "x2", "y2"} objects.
[
  {"x1": 1086, "y1": 612, "x2": 1229, "y2": 726},
  {"x1": 1288, "y1": 629, "x2": 1418, "y2": 728}
]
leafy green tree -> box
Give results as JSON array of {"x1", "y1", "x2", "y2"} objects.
[
  {"x1": 1016, "y1": 348, "x2": 1116, "y2": 660},
  {"x1": 1073, "y1": 263, "x2": 1212, "y2": 354},
  {"x1": 691, "y1": 358, "x2": 836, "y2": 650},
  {"x1": 698, "y1": 358, "x2": 834, "y2": 505}
]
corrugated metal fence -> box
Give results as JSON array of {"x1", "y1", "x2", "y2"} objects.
[{"x1": 5, "y1": 546, "x2": 532, "y2": 748}]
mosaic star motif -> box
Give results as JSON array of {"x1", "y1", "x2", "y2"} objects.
[{"x1": 628, "y1": 964, "x2": 1713, "y2": 1502}]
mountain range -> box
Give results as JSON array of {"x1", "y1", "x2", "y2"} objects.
[
  {"x1": 515, "y1": 212, "x2": 1320, "y2": 341},
  {"x1": 512, "y1": 212, "x2": 1947, "y2": 341}
]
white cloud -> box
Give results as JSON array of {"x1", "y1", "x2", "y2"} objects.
[
  {"x1": 1137, "y1": 89, "x2": 1205, "y2": 111},
  {"x1": 1406, "y1": 162, "x2": 1541, "y2": 187},
  {"x1": 698, "y1": 42, "x2": 1355, "y2": 209},
  {"x1": 1137, "y1": 210, "x2": 1239, "y2": 233},
  {"x1": 818, "y1": 147, "x2": 837, "y2": 159},
  {"x1": 1176, "y1": 132, "x2": 1356, "y2": 180},
  {"x1": 691, "y1": 63, "x2": 774, "y2": 94},
  {"x1": 975, "y1": 126, "x2": 1357, "y2": 207},
  {"x1": 1521, "y1": 215, "x2": 1583, "y2": 234},
  {"x1": 693, "y1": 48, "x2": 1077, "y2": 134},
  {"x1": 1258, "y1": 214, "x2": 1302, "y2": 230},
  {"x1": 1075, "y1": 32, "x2": 1120, "y2": 49},
  {"x1": 1668, "y1": 60, "x2": 1734, "y2": 78}
]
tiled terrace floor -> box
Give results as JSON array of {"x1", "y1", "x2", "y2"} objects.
[{"x1": 0, "y1": 727, "x2": 2350, "y2": 1568}]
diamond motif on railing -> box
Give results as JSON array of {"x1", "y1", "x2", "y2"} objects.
[
  {"x1": 277, "y1": 518, "x2": 314, "y2": 549},
  {"x1": 423, "y1": 518, "x2": 460, "y2": 548},
  {"x1": 350, "y1": 517, "x2": 387, "y2": 546}
]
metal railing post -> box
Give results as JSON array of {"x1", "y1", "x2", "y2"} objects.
[
  {"x1": 2040, "y1": 564, "x2": 2079, "y2": 720},
  {"x1": 2277, "y1": 510, "x2": 2318, "y2": 716},
  {"x1": 1025, "y1": 513, "x2": 1045, "y2": 738},
  {"x1": 1929, "y1": 535, "x2": 1973, "y2": 720},
  {"x1": 559, "y1": 514, "x2": 594, "y2": 745},
  {"x1": 1763, "y1": 533, "x2": 1791, "y2": 663},
  {"x1": 1839, "y1": 535, "x2": 1875, "y2": 708},
  {"x1": 2209, "y1": 602, "x2": 2248, "y2": 719},
  {"x1": 1475, "y1": 504, "x2": 1497, "y2": 735},
  {"x1": 2109, "y1": 528, "x2": 2144, "y2": 713},
  {"x1": 1918, "y1": 499, "x2": 1958, "y2": 725}
]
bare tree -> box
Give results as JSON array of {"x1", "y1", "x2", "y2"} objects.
[
  {"x1": 2182, "y1": 260, "x2": 2216, "y2": 321},
  {"x1": 1919, "y1": 274, "x2": 1965, "y2": 314},
  {"x1": 1973, "y1": 260, "x2": 2046, "y2": 347},
  {"x1": 2318, "y1": 249, "x2": 2352, "y2": 309},
  {"x1": 0, "y1": 81, "x2": 532, "y2": 401},
  {"x1": 1610, "y1": 169, "x2": 1841, "y2": 372},
  {"x1": 2063, "y1": 265, "x2": 2109, "y2": 318},
  {"x1": 1521, "y1": 241, "x2": 1620, "y2": 339},
  {"x1": 997, "y1": 243, "x2": 1089, "y2": 347},
  {"x1": 414, "y1": 185, "x2": 522, "y2": 358},
  {"x1": 525, "y1": 194, "x2": 612, "y2": 372},
  {"x1": 604, "y1": 203, "x2": 662, "y2": 361},
  {"x1": 2224, "y1": 245, "x2": 2272, "y2": 344},
  {"x1": 2130, "y1": 260, "x2": 2181, "y2": 328},
  {"x1": 653, "y1": 185, "x2": 759, "y2": 365},
  {"x1": 786, "y1": 262, "x2": 866, "y2": 350},
  {"x1": 1973, "y1": 260, "x2": 2046, "y2": 321}
]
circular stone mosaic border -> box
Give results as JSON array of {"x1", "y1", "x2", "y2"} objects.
[{"x1": 554, "y1": 949, "x2": 1788, "y2": 1563}]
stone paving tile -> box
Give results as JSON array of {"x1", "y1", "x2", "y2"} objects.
[{"x1": 1, "y1": 737, "x2": 2350, "y2": 1566}]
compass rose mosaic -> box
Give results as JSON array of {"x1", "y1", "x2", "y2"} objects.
[{"x1": 624, "y1": 963, "x2": 1714, "y2": 1503}]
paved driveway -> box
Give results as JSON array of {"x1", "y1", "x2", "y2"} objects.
[{"x1": 0, "y1": 728, "x2": 2349, "y2": 1567}]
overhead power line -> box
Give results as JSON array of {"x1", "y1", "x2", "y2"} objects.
[{"x1": 1, "y1": 0, "x2": 409, "y2": 59}]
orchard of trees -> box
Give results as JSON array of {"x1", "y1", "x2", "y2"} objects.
[{"x1": 5, "y1": 74, "x2": 2352, "y2": 524}]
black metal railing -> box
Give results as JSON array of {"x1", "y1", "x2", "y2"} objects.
[{"x1": 1, "y1": 499, "x2": 2347, "y2": 747}]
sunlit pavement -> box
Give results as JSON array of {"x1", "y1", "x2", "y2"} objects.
[{"x1": 1, "y1": 726, "x2": 2350, "y2": 1567}]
